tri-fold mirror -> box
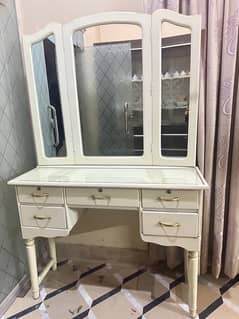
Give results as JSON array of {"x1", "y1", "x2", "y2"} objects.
[{"x1": 23, "y1": 11, "x2": 201, "y2": 166}]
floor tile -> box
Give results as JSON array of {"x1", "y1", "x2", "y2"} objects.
[
  {"x1": 123, "y1": 271, "x2": 168, "y2": 307},
  {"x1": 93, "y1": 292, "x2": 140, "y2": 319},
  {"x1": 145, "y1": 299, "x2": 188, "y2": 319},
  {"x1": 43, "y1": 288, "x2": 88, "y2": 319},
  {"x1": 4, "y1": 295, "x2": 40, "y2": 318},
  {"x1": 171, "y1": 281, "x2": 221, "y2": 314},
  {"x1": 207, "y1": 303, "x2": 239, "y2": 319},
  {"x1": 223, "y1": 282, "x2": 239, "y2": 305}
]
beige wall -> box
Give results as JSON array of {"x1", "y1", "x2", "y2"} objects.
[
  {"x1": 15, "y1": 0, "x2": 145, "y2": 35},
  {"x1": 15, "y1": 0, "x2": 147, "y2": 251}
]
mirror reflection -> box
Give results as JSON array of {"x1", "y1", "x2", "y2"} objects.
[
  {"x1": 73, "y1": 24, "x2": 143, "y2": 156},
  {"x1": 161, "y1": 22, "x2": 191, "y2": 157},
  {"x1": 32, "y1": 35, "x2": 66, "y2": 157}
]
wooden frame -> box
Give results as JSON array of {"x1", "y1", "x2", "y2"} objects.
[
  {"x1": 63, "y1": 12, "x2": 153, "y2": 165},
  {"x1": 22, "y1": 23, "x2": 74, "y2": 165},
  {"x1": 152, "y1": 9, "x2": 201, "y2": 166}
]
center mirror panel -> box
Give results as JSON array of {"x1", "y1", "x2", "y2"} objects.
[{"x1": 73, "y1": 24, "x2": 143, "y2": 156}]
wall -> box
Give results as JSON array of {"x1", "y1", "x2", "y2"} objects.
[
  {"x1": 15, "y1": 0, "x2": 147, "y2": 252},
  {"x1": 0, "y1": 0, "x2": 36, "y2": 305},
  {"x1": 15, "y1": 0, "x2": 145, "y2": 35}
]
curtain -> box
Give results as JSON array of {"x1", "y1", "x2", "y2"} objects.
[{"x1": 145, "y1": 0, "x2": 239, "y2": 278}]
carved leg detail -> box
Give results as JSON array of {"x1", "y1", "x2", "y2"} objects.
[
  {"x1": 188, "y1": 251, "x2": 199, "y2": 318},
  {"x1": 48, "y1": 238, "x2": 57, "y2": 271},
  {"x1": 25, "y1": 239, "x2": 39, "y2": 299}
]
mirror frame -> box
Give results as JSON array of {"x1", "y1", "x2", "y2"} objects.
[
  {"x1": 22, "y1": 23, "x2": 74, "y2": 165},
  {"x1": 152, "y1": 9, "x2": 201, "y2": 166},
  {"x1": 63, "y1": 12, "x2": 152, "y2": 165}
]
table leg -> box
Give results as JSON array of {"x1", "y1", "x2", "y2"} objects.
[
  {"x1": 48, "y1": 238, "x2": 57, "y2": 271},
  {"x1": 184, "y1": 249, "x2": 188, "y2": 283},
  {"x1": 188, "y1": 251, "x2": 198, "y2": 318},
  {"x1": 25, "y1": 239, "x2": 39, "y2": 299}
]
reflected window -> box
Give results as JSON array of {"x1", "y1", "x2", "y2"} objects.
[
  {"x1": 161, "y1": 22, "x2": 191, "y2": 157},
  {"x1": 73, "y1": 24, "x2": 144, "y2": 156}
]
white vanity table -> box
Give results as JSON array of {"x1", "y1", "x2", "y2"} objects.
[{"x1": 8, "y1": 10, "x2": 207, "y2": 318}]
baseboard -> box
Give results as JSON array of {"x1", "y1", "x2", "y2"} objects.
[{"x1": 0, "y1": 275, "x2": 30, "y2": 318}]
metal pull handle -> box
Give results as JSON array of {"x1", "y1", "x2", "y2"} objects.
[
  {"x1": 48, "y1": 105, "x2": 59, "y2": 147},
  {"x1": 31, "y1": 192, "x2": 49, "y2": 198},
  {"x1": 158, "y1": 196, "x2": 179, "y2": 202},
  {"x1": 33, "y1": 215, "x2": 51, "y2": 221},
  {"x1": 158, "y1": 221, "x2": 180, "y2": 227},
  {"x1": 124, "y1": 102, "x2": 129, "y2": 135},
  {"x1": 92, "y1": 195, "x2": 110, "y2": 200}
]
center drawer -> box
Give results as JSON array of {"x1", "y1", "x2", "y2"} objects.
[
  {"x1": 17, "y1": 186, "x2": 64, "y2": 205},
  {"x1": 20, "y1": 205, "x2": 66, "y2": 229},
  {"x1": 142, "y1": 210, "x2": 199, "y2": 237},
  {"x1": 142, "y1": 189, "x2": 198, "y2": 210},
  {"x1": 66, "y1": 188, "x2": 139, "y2": 208}
]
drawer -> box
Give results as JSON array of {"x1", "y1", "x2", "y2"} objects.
[
  {"x1": 142, "y1": 211, "x2": 199, "y2": 237},
  {"x1": 66, "y1": 188, "x2": 139, "y2": 208},
  {"x1": 17, "y1": 186, "x2": 64, "y2": 205},
  {"x1": 142, "y1": 190, "x2": 198, "y2": 210},
  {"x1": 20, "y1": 205, "x2": 66, "y2": 229}
]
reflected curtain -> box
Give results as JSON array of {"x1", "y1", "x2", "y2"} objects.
[{"x1": 145, "y1": 0, "x2": 239, "y2": 278}]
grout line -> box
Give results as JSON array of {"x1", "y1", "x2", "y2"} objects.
[
  {"x1": 219, "y1": 274, "x2": 239, "y2": 295},
  {"x1": 198, "y1": 297, "x2": 223, "y2": 319},
  {"x1": 223, "y1": 297, "x2": 239, "y2": 314}
]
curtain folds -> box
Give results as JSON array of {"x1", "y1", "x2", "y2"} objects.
[{"x1": 145, "y1": 0, "x2": 239, "y2": 278}]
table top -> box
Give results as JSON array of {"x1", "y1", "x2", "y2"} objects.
[{"x1": 8, "y1": 166, "x2": 208, "y2": 190}]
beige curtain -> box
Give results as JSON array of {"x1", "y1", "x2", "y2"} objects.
[{"x1": 145, "y1": 0, "x2": 239, "y2": 278}]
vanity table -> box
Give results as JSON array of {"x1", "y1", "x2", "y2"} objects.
[{"x1": 8, "y1": 10, "x2": 207, "y2": 318}]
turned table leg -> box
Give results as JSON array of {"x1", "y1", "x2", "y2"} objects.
[
  {"x1": 184, "y1": 249, "x2": 188, "y2": 283},
  {"x1": 25, "y1": 239, "x2": 39, "y2": 299},
  {"x1": 188, "y1": 251, "x2": 199, "y2": 318},
  {"x1": 48, "y1": 238, "x2": 57, "y2": 271}
]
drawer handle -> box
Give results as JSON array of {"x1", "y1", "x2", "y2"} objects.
[
  {"x1": 158, "y1": 221, "x2": 180, "y2": 228},
  {"x1": 92, "y1": 195, "x2": 110, "y2": 200},
  {"x1": 33, "y1": 215, "x2": 52, "y2": 221},
  {"x1": 158, "y1": 196, "x2": 179, "y2": 202},
  {"x1": 31, "y1": 192, "x2": 49, "y2": 198}
]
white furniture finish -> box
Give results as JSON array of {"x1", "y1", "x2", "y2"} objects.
[
  {"x1": 8, "y1": 9, "x2": 207, "y2": 318},
  {"x1": 9, "y1": 166, "x2": 207, "y2": 317}
]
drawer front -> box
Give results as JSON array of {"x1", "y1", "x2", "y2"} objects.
[
  {"x1": 66, "y1": 188, "x2": 139, "y2": 208},
  {"x1": 142, "y1": 211, "x2": 199, "y2": 237},
  {"x1": 20, "y1": 205, "x2": 66, "y2": 229},
  {"x1": 142, "y1": 190, "x2": 198, "y2": 210},
  {"x1": 17, "y1": 186, "x2": 64, "y2": 205}
]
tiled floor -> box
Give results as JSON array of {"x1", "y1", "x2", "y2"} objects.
[{"x1": 3, "y1": 259, "x2": 239, "y2": 319}]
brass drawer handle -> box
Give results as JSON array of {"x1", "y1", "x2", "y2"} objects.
[
  {"x1": 31, "y1": 192, "x2": 49, "y2": 198},
  {"x1": 33, "y1": 215, "x2": 52, "y2": 221},
  {"x1": 158, "y1": 196, "x2": 179, "y2": 202},
  {"x1": 92, "y1": 195, "x2": 110, "y2": 200},
  {"x1": 158, "y1": 221, "x2": 180, "y2": 227}
]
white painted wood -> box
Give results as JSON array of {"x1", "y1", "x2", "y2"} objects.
[
  {"x1": 20, "y1": 205, "x2": 67, "y2": 229},
  {"x1": 25, "y1": 239, "x2": 39, "y2": 299},
  {"x1": 142, "y1": 211, "x2": 199, "y2": 237},
  {"x1": 48, "y1": 238, "x2": 57, "y2": 271},
  {"x1": 152, "y1": 9, "x2": 201, "y2": 166},
  {"x1": 63, "y1": 12, "x2": 152, "y2": 165},
  {"x1": 188, "y1": 251, "x2": 199, "y2": 318},
  {"x1": 184, "y1": 249, "x2": 188, "y2": 283},
  {"x1": 66, "y1": 188, "x2": 139, "y2": 208},
  {"x1": 17, "y1": 186, "x2": 64, "y2": 205},
  {"x1": 38, "y1": 259, "x2": 55, "y2": 283},
  {"x1": 8, "y1": 166, "x2": 208, "y2": 189},
  {"x1": 142, "y1": 189, "x2": 198, "y2": 210},
  {"x1": 22, "y1": 23, "x2": 74, "y2": 165},
  {"x1": 21, "y1": 226, "x2": 72, "y2": 239}
]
